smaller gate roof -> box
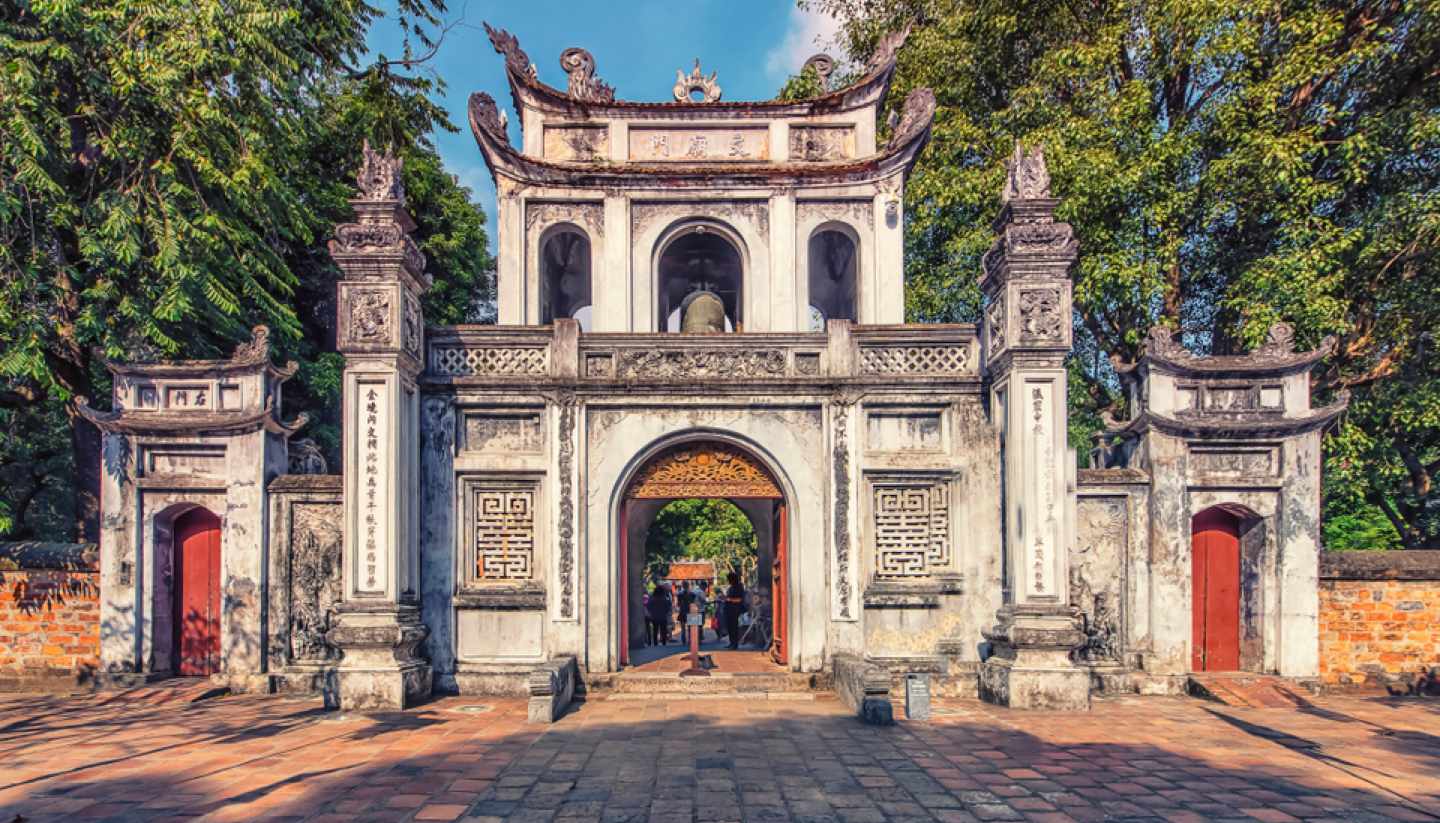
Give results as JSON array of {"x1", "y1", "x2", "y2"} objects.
[{"x1": 664, "y1": 561, "x2": 715, "y2": 582}]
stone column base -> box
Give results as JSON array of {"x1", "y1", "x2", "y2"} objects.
[
  {"x1": 979, "y1": 604, "x2": 1090, "y2": 711},
  {"x1": 328, "y1": 602, "x2": 432, "y2": 711}
]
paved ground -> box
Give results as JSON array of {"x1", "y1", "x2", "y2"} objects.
[{"x1": 1, "y1": 684, "x2": 1438, "y2": 823}]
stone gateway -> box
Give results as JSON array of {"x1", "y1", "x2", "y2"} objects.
[{"x1": 89, "y1": 27, "x2": 1344, "y2": 715}]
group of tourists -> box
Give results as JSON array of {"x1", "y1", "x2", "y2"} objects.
[{"x1": 642, "y1": 572, "x2": 748, "y2": 650}]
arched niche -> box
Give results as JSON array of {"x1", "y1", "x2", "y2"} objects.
[
  {"x1": 807, "y1": 223, "x2": 858, "y2": 329},
  {"x1": 655, "y1": 222, "x2": 744, "y2": 332},
  {"x1": 539, "y1": 224, "x2": 593, "y2": 331}
]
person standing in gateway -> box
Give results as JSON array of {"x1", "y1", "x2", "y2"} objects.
[{"x1": 722, "y1": 572, "x2": 746, "y2": 650}]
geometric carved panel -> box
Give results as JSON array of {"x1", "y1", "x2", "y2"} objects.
[
  {"x1": 872, "y1": 479, "x2": 951, "y2": 579},
  {"x1": 472, "y1": 483, "x2": 537, "y2": 581}
]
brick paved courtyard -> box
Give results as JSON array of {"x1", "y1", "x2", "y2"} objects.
[{"x1": 1, "y1": 686, "x2": 1437, "y2": 823}]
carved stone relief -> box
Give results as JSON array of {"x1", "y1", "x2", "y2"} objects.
[
  {"x1": 289, "y1": 503, "x2": 343, "y2": 662},
  {"x1": 1072, "y1": 498, "x2": 1126, "y2": 662},
  {"x1": 462, "y1": 411, "x2": 544, "y2": 454},
  {"x1": 614, "y1": 348, "x2": 787, "y2": 380},
  {"x1": 526, "y1": 201, "x2": 604, "y2": 238},
  {"x1": 871, "y1": 478, "x2": 951, "y2": 579},
  {"x1": 630, "y1": 201, "x2": 769, "y2": 241},
  {"x1": 1001, "y1": 142, "x2": 1050, "y2": 203},
  {"x1": 556, "y1": 391, "x2": 576, "y2": 618},
  {"x1": 789, "y1": 126, "x2": 854, "y2": 162},
  {"x1": 542, "y1": 126, "x2": 609, "y2": 163},
  {"x1": 797, "y1": 199, "x2": 871, "y2": 228},
  {"x1": 985, "y1": 297, "x2": 1007, "y2": 354},
  {"x1": 471, "y1": 483, "x2": 538, "y2": 581},
  {"x1": 349, "y1": 289, "x2": 392, "y2": 345},
  {"x1": 1017, "y1": 287, "x2": 1064, "y2": 341},
  {"x1": 1189, "y1": 446, "x2": 1278, "y2": 477},
  {"x1": 402, "y1": 292, "x2": 422, "y2": 356}
]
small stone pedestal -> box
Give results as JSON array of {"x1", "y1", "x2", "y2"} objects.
[
  {"x1": 980, "y1": 604, "x2": 1090, "y2": 710},
  {"x1": 329, "y1": 603, "x2": 432, "y2": 711}
]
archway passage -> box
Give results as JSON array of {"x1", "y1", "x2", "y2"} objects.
[
  {"x1": 619, "y1": 442, "x2": 788, "y2": 669},
  {"x1": 174, "y1": 508, "x2": 222, "y2": 677},
  {"x1": 658, "y1": 228, "x2": 742, "y2": 332},
  {"x1": 1192, "y1": 507, "x2": 1242, "y2": 672}
]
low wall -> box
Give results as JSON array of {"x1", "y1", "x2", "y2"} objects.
[
  {"x1": 0, "y1": 542, "x2": 101, "y2": 691},
  {"x1": 1319, "y1": 550, "x2": 1440, "y2": 687}
]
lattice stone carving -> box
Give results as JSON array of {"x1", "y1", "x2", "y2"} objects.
[
  {"x1": 473, "y1": 485, "x2": 537, "y2": 581},
  {"x1": 430, "y1": 345, "x2": 548, "y2": 377},
  {"x1": 859, "y1": 345, "x2": 972, "y2": 375},
  {"x1": 873, "y1": 480, "x2": 951, "y2": 579}
]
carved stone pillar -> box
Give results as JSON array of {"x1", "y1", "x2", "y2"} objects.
[
  {"x1": 978, "y1": 144, "x2": 1089, "y2": 710},
  {"x1": 327, "y1": 142, "x2": 434, "y2": 710}
]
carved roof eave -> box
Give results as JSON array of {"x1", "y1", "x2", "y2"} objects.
[
  {"x1": 1117, "y1": 395, "x2": 1349, "y2": 440},
  {"x1": 468, "y1": 90, "x2": 934, "y2": 189},
  {"x1": 1139, "y1": 344, "x2": 1334, "y2": 379},
  {"x1": 504, "y1": 59, "x2": 896, "y2": 120},
  {"x1": 105, "y1": 357, "x2": 299, "y2": 382},
  {"x1": 75, "y1": 398, "x2": 309, "y2": 438}
]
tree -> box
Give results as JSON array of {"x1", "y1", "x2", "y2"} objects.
[
  {"x1": 796, "y1": 0, "x2": 1440, "y2": 547},
  {"x1": 644, "y1": 499, "x2": 758, "y2": 583},
  {"x1": 0, "y1": 0, "x2": 493, "y2": 538}
]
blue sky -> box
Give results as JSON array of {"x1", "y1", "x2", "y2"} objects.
[{"x1": 367, "y1": 1, "x2": 842, "y2": 239}]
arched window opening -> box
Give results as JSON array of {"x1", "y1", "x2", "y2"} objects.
[
  {"x1": 657, "y1": 228, "x2": 742, "y2": 332},
  {"x1": 807, "y1": 228, "x2": 857, "y2": 330},
  {"x1": 540, "y1": 227, "x2": 593, "y2": 331}
]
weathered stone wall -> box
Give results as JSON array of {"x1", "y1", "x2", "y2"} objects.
[
  {"x1": 1318, "y1": 550, "x2": 1440, "y2": 687},
  {"x1": 0, "y1": 543, "x2": 100, "y2": 691}
]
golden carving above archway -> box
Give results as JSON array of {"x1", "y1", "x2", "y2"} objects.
[{"x1": 627, "y1": 442, "x2": 781, "y2": 500}]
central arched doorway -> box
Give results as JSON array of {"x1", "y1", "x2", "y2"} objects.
[{"x1": 618, "y1": 440, "x2": 788, "y2": 668}]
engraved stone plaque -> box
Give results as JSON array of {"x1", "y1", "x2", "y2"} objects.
[{"x1": 629, "y1": 127, "x2": 769, "y2": 162}]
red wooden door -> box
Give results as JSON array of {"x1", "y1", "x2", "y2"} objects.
[
  {"x1": 1191, "y1": 509, "x2": 1241, "y2": 671},
  {"x1": 771, "y1": 502, "x2": 788, "y2": 666},
  {"x1": 174, "y1": 508, "x2": 222, "y2": 676},
  {"x1": 619, "y1": 501, "x2": 630, "y2": 667}
]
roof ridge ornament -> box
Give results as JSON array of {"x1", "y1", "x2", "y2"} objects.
[
  {"x1": 484, "y1": 22, "x2": 537, "y2": 80},
  {"x1": 357, "y1": 139, "x2": 405, "y2": 203},
  {"x1": 231, "y1": 325, "x2": 272, "y2": 365},
  {"x1": 866, "y1": 21, "x2": 912, "y2": 73},
  {"x1": 1001, "y1": 141, "x2": 1051, "y2": 203},
  {"x1": 673, "y1": 59, "x2": 722, "y2": 103},
  {"x1": 559, "y1": 47, "x2": 615, "y2": 103},
  {"x1": 802, "y1": 54, "x2": 835, "y2": 92},
  {"x1": 886, "y1": 87, "x2": 936, "y2": 150}
]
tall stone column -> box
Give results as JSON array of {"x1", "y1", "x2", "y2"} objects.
[
  {"x1": 978, "y1": 145, "x2": 1089, "y2": 710},
  {"x1": 327, "y1": 142, "x2": 433, "y2": 710}
]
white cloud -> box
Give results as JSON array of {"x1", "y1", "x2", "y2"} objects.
[{"x1": 764, "y1": 4, "x2": 845, "y2": 82}]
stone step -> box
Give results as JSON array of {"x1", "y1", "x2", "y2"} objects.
[
  {"x1": 1187, "y1": 673, "x2": 1310, "y2": 708},
  {"x1": 584, "y1": 671, "x2": 824, "y2": 698}
]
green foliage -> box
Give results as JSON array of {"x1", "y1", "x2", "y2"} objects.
[
  {"x1": 644, "y1": 499, "x2": 758, "y2": 583},
  {"x1": 798, "y1": 0, "x2": 1440, "y2": 546},
  {"x1": 0, "y1": 0, "x2": 493, "y2": 537}
]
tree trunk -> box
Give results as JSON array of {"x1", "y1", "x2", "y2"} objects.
[{"x1": 66, "y1": 404, "x2": 102, "y2": 544}]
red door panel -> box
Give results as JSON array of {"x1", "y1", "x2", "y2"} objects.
[
  {"x1": 619, "y1": 501, "x2": 629, "y2": 667},
  {"x1": 771, "y1": 503, "x2": 788, "y2": 666},
  {"x1": 174, "y1": 509, "x2": 221, "y2": 676},
  {"x1": 1191, "y1": 509, "x2": 1241, "y2": 672}
]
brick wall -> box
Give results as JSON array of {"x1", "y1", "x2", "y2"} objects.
[
  {"x1": 0, "y1": 542, "x2": 100, "y2": 691},
  {"x1": 1318, "y1": 550, "x2": 1440, "y2": 687}
]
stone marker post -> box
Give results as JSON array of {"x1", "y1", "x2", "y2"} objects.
[
  {"x1": 327, "y1": 142, "x2": 433, "y2": 710},
  {"x1": 978, "y1": 144, "x2": 1090, "y2": 710}
]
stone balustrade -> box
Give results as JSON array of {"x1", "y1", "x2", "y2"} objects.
[{"x1": 425, "y1": 321, "x2": 980, "y2": 385}]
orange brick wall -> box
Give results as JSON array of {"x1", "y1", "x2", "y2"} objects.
[
  {"x1": 0, "y1": 568, "x2": 101, "y2": 690},
  {"x1": 1318, "y1": 551, "x2": 1440, "y2": 687}
]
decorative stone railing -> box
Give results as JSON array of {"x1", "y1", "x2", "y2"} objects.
[{"x1": 424, "y1": 322, "x2": 980, "y2": 383}]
